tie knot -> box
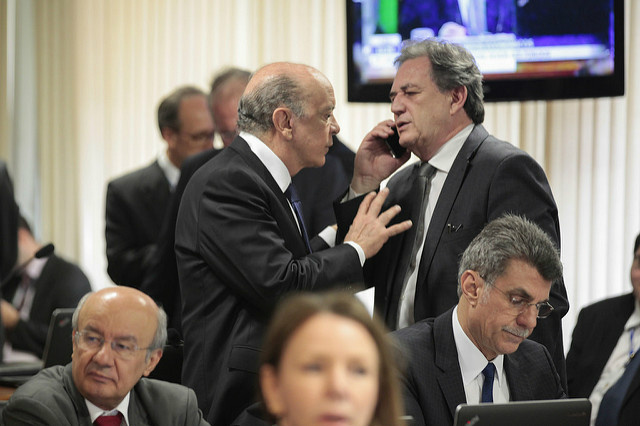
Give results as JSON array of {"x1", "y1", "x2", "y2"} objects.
[
  {"x1": 285, "y1": 184, "x2": 300, "y2": 203},
  {"x1": 482, "y1": 362, "x2": 496, "y2": 381},
  {"x1": 418, "y1": 162, "x2": 436, "y2": 179},
  {"x1": 94, "y1": 412, "x2": 123, "y2": 426}
]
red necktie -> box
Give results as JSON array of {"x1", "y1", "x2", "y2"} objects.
[{"x1": 93, "y1": 412, "x2": 123, "y2": 426}]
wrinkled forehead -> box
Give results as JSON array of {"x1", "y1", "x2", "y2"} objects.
[{"x1": 79, "y1": 294, "x2": 157, "y2": 340}]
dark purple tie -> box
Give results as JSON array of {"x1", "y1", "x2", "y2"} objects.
[
  {"x1": 93, "y1": 412, "x2": 123, "y2": 426},
  {"x1": 285, "y1": 183, "x2": 312, "y2": 253}
]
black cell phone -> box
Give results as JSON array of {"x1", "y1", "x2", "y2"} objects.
[{"x1": 385, "y1": 126, "x2": 407, "y2": 158}]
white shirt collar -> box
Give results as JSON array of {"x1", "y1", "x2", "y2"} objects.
[
  {"x1": 452, "y1": 306, "x2": 505, "y2": 387},
  {"x1": 157, "y1": 150, "x2": 180, "y2": 190},
  {"x1": 24, "y1": 256, "x2": 48, "y2": 280},
  {"x1": 428, "y1": 123, "x2": 474, "y2": 174},
  {"x1": 86, "y1": 392, "x2": 131, "y2": 425},
  {"x1": 239, "y1": 131, "x2": 291, "y2": 193}
]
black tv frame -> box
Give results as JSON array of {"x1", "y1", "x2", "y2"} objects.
[{"x1": 346, "y1": 0, "x2": 625, "y2": 103}]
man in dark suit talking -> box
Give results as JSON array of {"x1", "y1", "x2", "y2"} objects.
[
  {"x1": 335, "y1": 37, "x2": 568, "y2": 385},
  {"x1": 175, "y1": 62, "x2": 411, "y2": 426},
  {"x1": 392, "y1": 215, "x2": 565, "y2": 426}
]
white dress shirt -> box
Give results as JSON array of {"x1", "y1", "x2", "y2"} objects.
[
  {"x1": 452, "y1": 306, "x2": 510, "y2": 403},
  {"x1": 86, "y1": 392, "x2": 131, "y2": 425},
  {"x1": 396, "y1": 124, "x2": 473, "y2": 329},
  {"x1": 588, "y1": 298, "x2": 640, "y2": 425},
  {"x1": 240, "y1": 132, "x2": 364, "y2": 264}
]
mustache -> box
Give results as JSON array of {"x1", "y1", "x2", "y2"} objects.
[{"x1": 502, "y1": 325, "x2": 531, "y2": 339}]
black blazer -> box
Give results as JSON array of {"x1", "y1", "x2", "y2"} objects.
[
  {"x1": 175, "y1": 136, "x2": 363, "y2": 426},
  {"x1": 335, "y1": 124, "x2": 568, "y2": 384},
  {"x1": 105, "y1": 160, "x2": 171, "y2": 287},
  {"x1": 3, "y1": 254, "x2": 91, "y2": 358},
  {"x1": 140, "y1": 149, "x2": 221, "y2": 331},
  {"x1": 566, "y1": 292, "x2": 640, "y2": 425},
  {"x1": 392, "y1": 308, "x2": 565, "y2": 426},
  {"x1": 0, "y1": 160, "x2": 19, "y2": 281}
]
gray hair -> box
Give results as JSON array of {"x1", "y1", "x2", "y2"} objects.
[
  {"x1": 395, "y1": 38, "x2": 484, "y2": 124},
  {"x1": 237, "y1": 74, "x2": 307, "y2": 135},
  {"x1": 457, "y1": 214, "x2": 563, "y2": 297},
  {"x1": 72, "y1": 292, "x2": 168, "y2": 359},
  {"x1": 157, "y1": 85, "x2": 207, "y2": 133}
]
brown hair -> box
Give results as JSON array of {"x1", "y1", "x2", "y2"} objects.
[{"x1": 260, "y1": 291, "x2": 405, "y2": 426}]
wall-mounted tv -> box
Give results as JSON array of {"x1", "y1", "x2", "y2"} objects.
[{"x1": 347, "y1": 0, "x2": 624, "y2": 103}]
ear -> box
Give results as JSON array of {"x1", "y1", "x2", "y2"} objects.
[
  {"x1": 161, "y1": 127, "x2": 178, "y2": 147},
  {"x1": 449, "y1": 85, "x2": 468, "y2": 115},
  {"x1": 142, "y1": 348, "x2": 163, "y2": 377},
  {"x1": 272, "y1": 107, "x2": 294, "y2": 140},
  {"x1": 260, "y1": 365, "x2": 285, "y2": 419},
  {"x1": 460, "y1": 270, "x2": 482, "y2": 306}
]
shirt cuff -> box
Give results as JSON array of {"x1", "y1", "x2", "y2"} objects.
[
  {"x1": 344, "y1": 241, "x2": 366, "y2": 266},
  {"x1": 318, "y1": 226, "x2": 337, "y2": 247}
]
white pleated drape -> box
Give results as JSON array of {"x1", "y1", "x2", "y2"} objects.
[{"x1": 1, "y1": 0, "x2": 639, "y2": 349}]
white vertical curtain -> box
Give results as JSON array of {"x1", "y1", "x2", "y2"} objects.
[{"x1": 1, "y1": 0, "x2": 639, "y2": 349}]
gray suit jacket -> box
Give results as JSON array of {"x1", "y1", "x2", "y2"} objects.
[
  {"x1": 2, "y1": 364, "x2": 209, "y2": 426},
  {"x1": 105, "y1": 160, "x2": 171, "y2": 288},
  {"x1": 392, "y1": 308, "x2": 566, "y2": 426}
]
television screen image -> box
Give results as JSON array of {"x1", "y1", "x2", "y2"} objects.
[{"x1": 347, "y1": 0, "x2": 624, "y2": 102}]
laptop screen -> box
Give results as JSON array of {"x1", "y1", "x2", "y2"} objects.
[{"x1": 453, "y1": 398, "x2": 591, "y2": 426}]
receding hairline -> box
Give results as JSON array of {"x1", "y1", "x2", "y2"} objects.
[{"x1": 245, "y1": 62, "x2": 331, "y2": 97}]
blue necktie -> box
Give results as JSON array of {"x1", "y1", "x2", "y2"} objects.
[
  {"x1": 481, "y1": 362, "x2": 496, "y2": 403},
  {"x1": 595, "y1": 351, "x2": 640, "y2": 426},
  {"x1": 285, "y1": 183, "x2": 312, "y2": 253}
]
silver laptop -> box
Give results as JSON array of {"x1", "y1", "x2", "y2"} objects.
[{"x1": 453, "y1": 398, "x2": 591, "y2": 426}]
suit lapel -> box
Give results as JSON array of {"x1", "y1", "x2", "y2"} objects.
[
  {"x1": 434, "y1": 310, "x2": 467, "y2": 418},
  {"x1": 141, "y1": 161, "x2": 170, "y2": 228},
  {"x1": 505, "y1": 352, "x2": 535, "y2": 400},
  {"x1": 229, "y1": 137, "x2": 308, "y2": 255},
  {"x1": 415, "y1": 126, "x2": 489, "y2": 307}
]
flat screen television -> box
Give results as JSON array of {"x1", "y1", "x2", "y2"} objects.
[{"x1": 346, "y1": 0, "x2": 624, "y2": 103}]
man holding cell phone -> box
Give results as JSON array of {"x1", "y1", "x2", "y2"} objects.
[{"x1": 335, "y1": 37, "x2": 569, "y2": 388}]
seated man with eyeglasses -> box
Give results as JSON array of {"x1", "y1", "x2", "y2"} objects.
[
  {"x1": 2, "y1": 286, "x2": 210, "y2": 426},
  {"x1": 391, "y1": 214, "x2": 566, "y2": 426}
]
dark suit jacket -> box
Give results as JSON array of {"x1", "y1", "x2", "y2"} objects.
[
  {"x1": 566, "y1": 292, "x2": 640, "y2": 425},
  {"x1": 140, "y1": 150, "x2": 221, "y2": 332},
  {"x1": 105, "y1": 160, "x2": 171, "y2": 288},
  {"x1": 2, "y1": 363, "x2": 209, "y2": 426},
  {"x1": 392, "y1": 308, "x2": 565, "y2": 426},
  {"x1": 335, "y1": 124, "x2": 568, "y2": 385},
  {"x1": 175, "y1": 136, "x2": 363, "y2": 426},
  {"x1": 0, "y1": 160, "x2": 19, "y2": 282},
  {"x1": 3, "y1": 254, "x2": 91, "y2": 358}
]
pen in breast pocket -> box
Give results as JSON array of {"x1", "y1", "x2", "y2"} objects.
[{"x1": 446, "y1": 223, "x2": 463, "y2": 233}]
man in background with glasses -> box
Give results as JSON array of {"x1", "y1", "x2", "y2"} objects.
[
  {"x1": 392, "y1": 214, "x2": 565, "y2": 426},
  {"x1": 566, "y1": 233, "x2": 640, "y2": 426},
  {"x1": 3, "y1": 286, "x2": 210, "y2": 426},
  {"x1": 105, "y1": 86, "x2": 215, "y2": 290}
]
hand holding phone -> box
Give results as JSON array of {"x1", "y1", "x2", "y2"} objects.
[{"x1": 384, "y1": 126, "x2": 407, "y2": 158}]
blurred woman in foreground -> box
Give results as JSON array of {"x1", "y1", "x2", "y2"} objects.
[{"x1": 259, "y1": 292, "x2": 405, "y2": 426}]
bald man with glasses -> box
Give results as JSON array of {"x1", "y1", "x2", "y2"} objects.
[
  {"x1": 3, "y1": 286, "x2": 210, "y2": 426},
  {"x1": 392, "y1": 215, "x2": 566, "y2": 426}
]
